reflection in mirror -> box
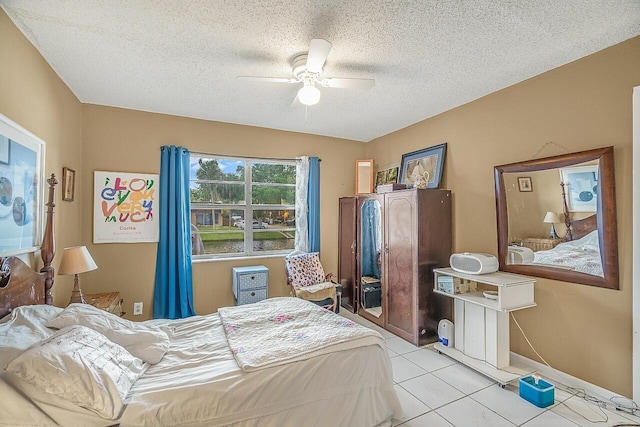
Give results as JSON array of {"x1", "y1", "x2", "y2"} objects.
[
  {"x1": 504, "y1": 161, "x2": 601, "y2": 275},
  {"x1": 494, "y1": 147, "x2": 619, "y2": 289},
  {"x1": 356, "y1": 159, "x2": 374, "y2": 194},
  {"x1": 360, "y1": 199, "x2": 382, "y2": 314}
]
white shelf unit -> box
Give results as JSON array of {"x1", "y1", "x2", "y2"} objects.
[{"x1": 433, "y1": 267, "x2": 536, "y2": 386}]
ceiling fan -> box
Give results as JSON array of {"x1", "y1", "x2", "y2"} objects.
[{"x1": 237, "y1": 39, "x2": 375, "y2": 106}]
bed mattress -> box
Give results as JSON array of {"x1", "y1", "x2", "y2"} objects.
[{"x1": 1, "y1": 302, "x2": 400, "y2": 427}]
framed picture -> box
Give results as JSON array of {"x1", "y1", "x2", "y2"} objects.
[
  {"x1": 0, "y1": 136, "x2": 9, "y2": 165},
  {"x1": 517, "y1": 177, "x2": 533, "y2": 192},
  {"x1": 560, "y1": 165, "x2": 598, "y2": 212},
  {"x1": 375, "y1": 169, "x2": 386, "y2": 188},
  {"x1": 62, "y1": 167, "x2": 76, "y2": 201},
  {"x1": 0, "y1": 114, "x2": 45, "y2": 256},
  {"x1": 375, "y1": 165, "x2": 399, "y2": 187},
  {"x1": 399, "y1": 143, "x2": 447, "y2": 189},
  {"x1": 355, "y1": 159, "x2": 374, "y2": 195},
  {"x1": 93, "y1": 171, "x2": 160, "y2": 243}
]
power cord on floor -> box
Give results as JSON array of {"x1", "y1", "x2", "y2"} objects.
[{"x1": 510, "y1": 312, "x2": 640, "y2": 426}]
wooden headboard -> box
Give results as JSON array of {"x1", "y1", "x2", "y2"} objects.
[
  {"x1": 0, "y1": 175, "x2": 57, "y2": 318},
  {"x1": 566, "y1": 214, "x2": 597, "y2": 241},
  {"x1": 561, "y1": 181, "x2": 598, "y2": 242}
]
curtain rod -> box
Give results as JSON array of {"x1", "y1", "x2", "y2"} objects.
[{"x1": 190, "y1": 151, "x2": 321, "y2": 162}]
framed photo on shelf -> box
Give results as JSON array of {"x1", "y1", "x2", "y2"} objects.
[
  {"x1": 0, "y1": 113, "x2": 45, "y2": 256},
  {"x1": 399, "y1": 143, "x2": 447, "y2": 189},
  {"x1": 62, "y1": 167, "x2": 76, "y2": 201},
  {"x1": 375, "y1": 165, "x2": 399, "y2": 188},
  {"x1": 560, "y1": 165, "x2": 598, "y2": 212},
  {"x1": 517, "y1": 177, "x2": 533, "y2": 192}
]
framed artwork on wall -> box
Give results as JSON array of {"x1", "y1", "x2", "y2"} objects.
[
  {"x1": 560, "y1": 165, "x2": 598, "y2": 212},
  {"x1": 399, "y1": 143, "x2": 447, "y2": 189},
  {"x1": 0, "y1": 114, "x2": 45, "y2": 256},
  {"x1": 93, "y1": 171, "x2": 160, "y2": 243},
  {"x1": 0, "y1": 136, "x2": 9, "y2": 165},
  {"x1": 517, "y1": 177, "x2": 533, "y2": 192},
  {"x1": 62, "y1": 167, "x2": 76, "y2": 201}
]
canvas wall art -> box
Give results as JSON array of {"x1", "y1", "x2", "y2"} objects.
[{"x1": 93, "y1": 171, "x2": 159, "y2": 243}]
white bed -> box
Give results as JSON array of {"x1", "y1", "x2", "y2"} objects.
[
  {"x1": 0, "y1": 296, "x2": 401, "y2": 427},
  {"x1": 532, "y1": 230, "x2": 603, "y2": 277}
]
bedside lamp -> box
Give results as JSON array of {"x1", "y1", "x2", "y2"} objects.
[
  {"x1": 58, "y1": 246, "x2": 98, "y2": 305},
  {"x1": 543, "y1": 212, "x2": 561, "y2": 239}
]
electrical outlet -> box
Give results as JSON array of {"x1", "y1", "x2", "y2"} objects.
[{"x1": 133, "y1": 302, "x2": 143, "y2": 315}]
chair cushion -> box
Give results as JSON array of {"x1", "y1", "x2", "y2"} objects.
[
  {"x1": 285, "y1": 252, "x2": 326, "y2": 289},
  {"x1": 294, "y1": 284, "x2": 336, "y2": 302}
]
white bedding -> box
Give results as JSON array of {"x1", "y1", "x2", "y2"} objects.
[
  {"x1": 532, "y1": 230, "x2": 604, "y2": 277},
  {"x1": 218, "y1": 297, "x2": 381, "y2": 371},
  {"x1": 1, "y1": 299, "x2": 401, "y2": 427}
]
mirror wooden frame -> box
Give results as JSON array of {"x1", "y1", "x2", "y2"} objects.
[
  {"x1": 355, "y1": 159, "x2": 375, "y2": 195},
  {"x1": 494, "y1": 146, "x2": 619, "y2": 289}
]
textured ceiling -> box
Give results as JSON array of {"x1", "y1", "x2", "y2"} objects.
[{"x1": 2, "y1": 1, "x2": 639, "y2": 142}]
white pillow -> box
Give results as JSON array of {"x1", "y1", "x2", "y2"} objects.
[
  {"x1": 0, "y1": 305, "x2": 61, "y2": 367},
  {"x1": 4, "y1": 325, "x2": 147, "y2": 420},
  {"x1": 46, "y1": 303, "x2": 170, "y2": 364}
]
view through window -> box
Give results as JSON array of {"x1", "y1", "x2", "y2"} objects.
[{"x1": 189, "y1": 154, "x2": 296, "y2": 258}]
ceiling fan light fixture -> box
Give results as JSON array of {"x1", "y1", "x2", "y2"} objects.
[{"x1": 298, "y1": 82, "x2": 321, "y2": 106}]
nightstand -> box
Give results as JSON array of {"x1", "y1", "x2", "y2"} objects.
[
  {"x1": 232, "y1": 266, "x2": 269, "y2": 305},
  {"x1": 84, "y1": 292, "x2": 125, "y2": 316},
  {"x1": 511, "y1": 237, "x2": 562, "y2": 252}
]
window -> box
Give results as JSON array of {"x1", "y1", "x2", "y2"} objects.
[{"x1": 189, "y1": 154, "x2": 296, "y2": 259}]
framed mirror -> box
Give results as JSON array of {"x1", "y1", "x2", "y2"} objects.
[
  {"x1": 494, "y1": 146, "x2": 619, "y2": 289},
  {"x1": 355, "y1": 159, "x2": 374, "y2": 195}
]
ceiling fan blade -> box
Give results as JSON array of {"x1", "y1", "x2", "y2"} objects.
[
  {"x1": 306, "y1": 39, "x2": 332, "y2": 73},
  {"x1": 290, "y1": 95, "x2": 301, "y2": 108},
  {"x1": 237, "y1": 76, "x2": 298, "y2": 84},
  {"x1": 321, "y1": 78, "x2": 375, "y2": 90}
]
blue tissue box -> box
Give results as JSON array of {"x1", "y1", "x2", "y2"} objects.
[{"x1": 519, "y1": 376, "x2": 554, "y2": 408}]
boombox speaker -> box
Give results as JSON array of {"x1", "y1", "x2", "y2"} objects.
[
  {"x1": 450, "y1": 253, "x2": 499, "y2": 275},
  {"x1": 507, "y1": 246, "x2": 535, "y2": 264}
]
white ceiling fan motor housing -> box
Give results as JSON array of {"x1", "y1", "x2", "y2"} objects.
[{"x1": 292, "y1": 54, "x2": 321, "y2": 81}]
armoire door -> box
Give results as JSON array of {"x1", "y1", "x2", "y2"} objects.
[
  {"x1": 383, "y1": 191, "x2": 417, "y2": 343},
  {"x1": 338, "y1": 197, "x2": 358, "y2": 312},
  {"x1": 357, "y1": 195, "x2": 385, "y2": 327}
]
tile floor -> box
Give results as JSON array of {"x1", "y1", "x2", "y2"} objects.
[{"x1": 340, "y1": 309, "x2": 640, "y2": 427}]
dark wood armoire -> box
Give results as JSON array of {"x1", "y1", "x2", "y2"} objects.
[{"x1": 338, "y1": 188, "x2": 453, "y2": 346}]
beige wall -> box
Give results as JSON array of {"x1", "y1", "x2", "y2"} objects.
[
  {"x1": 0, "y1": 10, "x2": 84, "y2": 304},
  {"x1": 81, "y1": 105, "x2": 364, "y2": 317},
  {"x1": 366, "y1": 37, "x2": 640, "y2": 396},
  {"x1": 505, "y1": 169, "x2": 567, "y2": 240}
]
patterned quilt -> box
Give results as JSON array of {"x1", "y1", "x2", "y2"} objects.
[
  {"x1": 218, "y1": 297, "x2": 382, "y2": 371},
  {"x1": 533, "y1": 230, "x2": 603, "y2": 277}
]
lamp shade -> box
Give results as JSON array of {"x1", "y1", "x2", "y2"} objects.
[
  {"x1": 58, "y1": 246, "x2": 98, "y2": 275},
  {"x1": 543, "y1": 212, "x2": 561, "y2": 224},
  {"x1": 297, "y1": 83, "x2": 321, "y2": 106}
]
